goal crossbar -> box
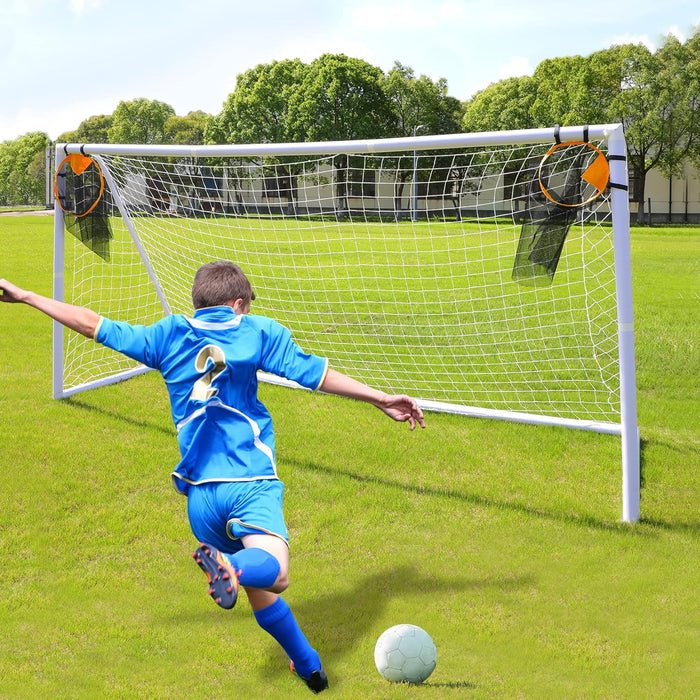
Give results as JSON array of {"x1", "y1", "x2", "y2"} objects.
[{"x1": 60, "y1": 124, "x2": 622, "y2": 158}]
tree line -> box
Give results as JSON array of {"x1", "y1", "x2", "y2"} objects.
[{"x1": 1, "y1": 33, "x2": 697, "y2": 222}]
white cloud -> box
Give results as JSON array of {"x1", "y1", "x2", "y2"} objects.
[
  {"x1": 351, "y1": 3, "x2": 432, "y2": 30},
  {"x1": 609, "y1": 22, "x2": 694, "y2": 53},
  {"x1": 436, "y1": 0, "x2": 468, "y2": 21},
  {"x1": 7, "y1": 0, "x2": 54, "y2": 13},
  {"x1": 1, "y1": 0, "x2": 698, "y2": 144},
  {"x1": 0, "y1": 95, "x2": 121, "y2": 142},
  {"x1": 667, "y1": 24, "x2": 686, "y2": 42},
  {"x1": 69, "y1": 0, "x2": 106, "y2": 17},
  {"x1": 351, "y1": 0, "x2": 467, "y2": 31},
  {"x1": 610, "y1": 33, "x2": 656, "y2": 51},
  {"x1": 497, "y1": 57, "x2": 533, "y2": 80},
  {"x1": 271, "y1": 33, "x2": 377, "y2": 67}
]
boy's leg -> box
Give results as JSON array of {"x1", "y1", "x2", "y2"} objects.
[
  {"x1": 193, "y1": 533, "x2": 325, "y2": 685},
  {"x1": 246, "y1": 587, "x2": 328, "y2": 693},
  {"x1": 239, "y1": 535, "x2": 326, "y2": 687},
  {"x1": 193, "y1": 534, "x2": 284, "y2": 607},
  {"x1": 188, "y1": 483, "x2": 327, "y2": 690},
  {"x1": 237, "y1": 532, "x2": 288, "y2": 592}
]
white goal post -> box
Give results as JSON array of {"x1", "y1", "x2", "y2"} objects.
[{"x1": 52, "y1": 124, "x2": 640, "y2": 521}]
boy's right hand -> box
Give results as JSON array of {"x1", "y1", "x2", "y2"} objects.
[{"x1": 0, "y1": 279, "x2": 26, "y2": 303}]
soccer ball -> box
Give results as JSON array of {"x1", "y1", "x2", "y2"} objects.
[{"x1": 374, "y1": 624, "x2": 437, "y2": 684}]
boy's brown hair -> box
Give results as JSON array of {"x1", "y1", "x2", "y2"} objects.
[{"x1": 191, "y1": 262, "x2": 256, "y2": 310}]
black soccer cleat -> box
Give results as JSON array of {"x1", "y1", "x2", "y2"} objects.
[
  {"x1": 192, "y1": 543, "x2": 240, "y2": 610},
  {"x1": 290, "y1": 661, "x2": 329, "y2": 694}
]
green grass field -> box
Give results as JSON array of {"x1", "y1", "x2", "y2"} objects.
[{"x1": 0, "y1": 215, "x2": 698, "y2": 698}]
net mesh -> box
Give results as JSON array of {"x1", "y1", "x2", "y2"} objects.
[{"x1": 60, "y1": 138, "x2": 620, "y2": 423}]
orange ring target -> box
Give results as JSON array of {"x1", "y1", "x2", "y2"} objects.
[
  {"x1": 538, "y1": 141, "x2": 610, "y2": 208},
  {"x1": 54, "y1": 153, "x2": 105, "y2": 217}
]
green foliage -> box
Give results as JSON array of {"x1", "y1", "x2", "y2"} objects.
[
  {"x1": 464, "y1": 30, "x2": 700, "y2": 224},
  {"x1": 210, "y1": 55, "x2": 461, "y2": 147},
  {"x1": 462, "y1": 76, "x2": 538, "y2": 133},
  {"x1": 0, "y1": 215, "x2": 698, "y2": 698},
  {"x1": 0, "y1": 131, "x2": 49, "y2": 206},
  {"x1": 165, "y1": 111, "x2": 210, "y2": 145},
  {"x1": 383, "y1": 61, "x2": 463, "y2": 136},
  {"x1": 210, "y1": 59, "x2": 308, "y2": 145},
  {"x1": 108, "y1": 97, "x2": 177, "y2": 145},
  {"x1": 529, "y1": 55, "x2": 590, "y2": 126},
  {"x1": 654, "y1": 31, "x2": 700, "y2": 173},
  {"x1": 1, "y1": 35, "x2": 698, "y2": 214},
  {"x1": 287, "y1": 54, "x2": 395, "y2": 142},
  {"x1": 58, "y1": 114, "x2": 113, "y2": 144}
]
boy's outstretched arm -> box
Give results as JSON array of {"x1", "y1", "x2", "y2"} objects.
[
  {"x1": 0, "y1": 279, "x2": 100, "y2": 339},
  {"x1": 319, "y1": 367, "x2": 426, "y2": 430}
]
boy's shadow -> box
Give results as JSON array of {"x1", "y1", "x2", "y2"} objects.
[{"x1": 260, "y1": 563, "x2": 533, "y2": 683}]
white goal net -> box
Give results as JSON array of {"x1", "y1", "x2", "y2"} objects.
[{"x1": 53, "y1": 125, "x2": 640, "y2": 520}]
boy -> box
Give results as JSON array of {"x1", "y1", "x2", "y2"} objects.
[{"x1": 0, "y1": 262, "x2": 425, "y2": 694}]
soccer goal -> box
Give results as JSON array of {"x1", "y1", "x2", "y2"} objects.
[{"x1": 52, "y1": 125, "x2": 639, "y2": 521}]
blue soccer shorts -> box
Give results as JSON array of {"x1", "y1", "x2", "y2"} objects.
[{"x1": 186, "y1": 479, "x2": 288, "y2": 554}]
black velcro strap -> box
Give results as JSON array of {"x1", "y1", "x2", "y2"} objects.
[
  {"x1": 554, "y1": 125, "x2": 561, "y2": 144},
  {"x1": 609, "y1": 182, "x2": 628, "y2": 191},
  {"x1": 608, "y1": 154, "x2": 626, "y2": 161},
  {"x1": 583, "y1": 125, "x2": 589, "y2": 142}
]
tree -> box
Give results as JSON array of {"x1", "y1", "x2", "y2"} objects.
[
  {"x1": 529, "y1": 55, "x2": 591, "y2": 127},
  {"x1": 522, "y1": 40, "x2": 699, "y2": 224},
  {"x1": 106, "y1": 98, "x2": 177, "y2": 212},
  {"x1": 165, "y1": 111, "x2": 211, "y2": 145},
  {"x1": 0, "y1": 132, "x2": 50, "y2": 206},
  {"x1": 288, "y1": 54, "x2": 394, "y2": 143},
  {"x1": 383, "y1": 62, "x2": 464, "y2": 217},
  {"x1": 685, "y1": 29, "x2": 700, "y2": 167},
  {"x1": 209, "y1": 59, "x2": 307, "y2": 145},
  {"x1": 462, "y1": 75, "x2": 538, "y2": 133},
  {"x1": 593, "y1": 44, "x2": 665, "y2": 224},
  {"x1": 653, "y1": 29, "x2": 700, "y2": 174},
  {"x1": 383, "y1": 61, "x2": 462, "y2": 136},
  {"x1": 287, "y1": 54, "x2": 395, "y2": 213},
  {"x1": 461, "y1": 76, "x2": 540, "y2": 217},
  {"x1": 108, "y1": 98, "x2": 176, "y2": 144},
  {"x1": 58, "y1": 114, "x2": 113, "y2": 144},
  {"x1": 206, "y1": 60, "x2": 310, "y2": 212}
]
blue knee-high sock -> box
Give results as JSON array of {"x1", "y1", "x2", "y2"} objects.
[
  {"x1": 229, "y1": 548, "x2": 280, "y2": 589},
  {"x1": 254, "y1": 597, "x2": 321, "y2": 677}
]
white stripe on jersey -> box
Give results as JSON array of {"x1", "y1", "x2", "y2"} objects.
[
  {"x1": 186, "y1": 315, "x2": 244, "y2": 331},
  {"x1": 177, "y1": 399, "x2": 277, "y2": 475}
]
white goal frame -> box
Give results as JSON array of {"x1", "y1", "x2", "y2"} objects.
[{"x1": 52, "y1": 124, "x2": 640, "y2": 521}]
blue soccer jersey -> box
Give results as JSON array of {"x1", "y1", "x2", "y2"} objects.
[{"x1": 94, "y1": 306, "x2": 328, "y2": 493}]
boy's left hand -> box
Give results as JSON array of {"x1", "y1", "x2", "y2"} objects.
[{"x1": 379, "y1": 394, "x2": 426, "y2": 430}]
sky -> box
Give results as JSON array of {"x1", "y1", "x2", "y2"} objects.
[{"x1": 1, "y1": 0, "x2": 698, "y2": 143}]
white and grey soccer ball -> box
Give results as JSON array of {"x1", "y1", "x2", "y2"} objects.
[{"x1": 374, "y1": 624, "x2": 437, "y2": 684}]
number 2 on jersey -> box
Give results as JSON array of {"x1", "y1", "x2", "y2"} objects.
[{"x1": 191, "y1": 344, "x2": 226, "y2": 401}]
